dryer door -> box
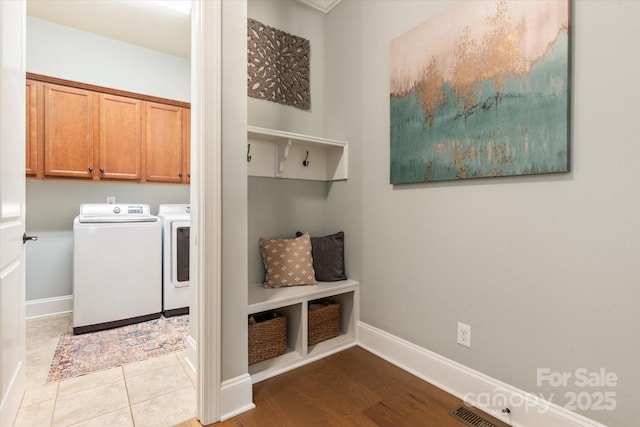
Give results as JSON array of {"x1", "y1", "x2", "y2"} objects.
[{"x1": 171, "y1": 221, "x2": 190, "y2": 287}]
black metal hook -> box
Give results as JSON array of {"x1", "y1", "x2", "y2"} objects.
[
  {"x1": 303, "y1": 151, "x2": 310, "y2": 167},
  {"x1": 247, "y1": 144, "x2": 252, "y2": 162}
]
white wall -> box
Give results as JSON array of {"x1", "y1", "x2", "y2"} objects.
[
  {"x1": 25, "y1": 17, "x2": 190, "y2": 301},
  {"x1": 27, "y1": 17, "x2": 190, "y2": 102},
  {"x1": 325, "y1": 1, "x2": 640, "y2": 426}
]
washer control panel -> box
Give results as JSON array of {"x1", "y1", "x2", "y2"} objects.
[{"x1": 78, "y1": 204, "x2": 156, "y2": 223}]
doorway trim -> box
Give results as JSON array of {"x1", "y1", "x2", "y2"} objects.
[{"x1": 191, "y1": 0, "x2": 222, "y2": 424}]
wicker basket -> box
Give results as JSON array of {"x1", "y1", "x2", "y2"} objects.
[
  {"x1": 248, "y1": 312, "x2": 287, "y2": 365},
  {"x1": 308, "y1": 300, "x2": 340, "y2": 346}
]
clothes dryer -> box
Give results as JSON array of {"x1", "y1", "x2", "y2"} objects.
[{"x1": 158, "y1": 204, "x2": 190, "y2": 316}]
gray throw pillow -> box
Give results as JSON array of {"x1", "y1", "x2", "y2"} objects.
[{"x1": 295, "y1": 231, "x2": 347, "y2": 282}]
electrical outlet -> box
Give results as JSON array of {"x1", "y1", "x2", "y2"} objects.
[
  {"x1": 107, "y1": 196, "x2": 116, "y2": 204},
  {"x1": 457, "y1": 322, "x2": 471, "y2": 348}
]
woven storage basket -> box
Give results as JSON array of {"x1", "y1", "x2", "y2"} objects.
[
  {"x1": 248, "y1": 313, "x2": 287, "y2": 365},
  {"x1": 308, "y1": 300, "x2": 340, "y2": 346}
]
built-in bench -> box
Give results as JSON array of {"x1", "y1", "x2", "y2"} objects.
[{"x1": 247, "y1": 279, "x2": 360, "y2": 383}]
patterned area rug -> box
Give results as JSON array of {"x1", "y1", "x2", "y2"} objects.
[{"x1": 46, "y1": 315, "x2": 189, "y2": 383}]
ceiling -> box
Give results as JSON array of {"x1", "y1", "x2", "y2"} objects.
[
  {"x1": 27, "y1": 0, "x2": 192, "y2": 58},
  {"x1": 26, "y1": 0, "x2": 342, "y2": 59}
]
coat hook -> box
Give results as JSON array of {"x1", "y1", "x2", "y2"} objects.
[
  {"x1": 247, "y1": 143, "x2": 252, "y2": 162},
  {"x1": 303, "y1": 151, "x2": 310, "y2": 167}
]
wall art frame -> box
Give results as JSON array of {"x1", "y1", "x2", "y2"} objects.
[
  {"x1": 248, "y1": 18, "x2": 311, "y2": 110},
  {"x1": 390, "y1": 0, "x2": 571, "y2": 184}
]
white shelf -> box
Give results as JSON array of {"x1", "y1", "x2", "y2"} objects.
[
  {"x1": 248, "y1": 279, "x2": 359, "y2": 314},
  {"x1": 247, "y1": 279, "x2": 360, "y2": 383},
  {"x1": 249, "y1": 334, "x2": 357, "y2": 384},
  {"x1": 247, "y1": 126, "x2": 348, "y2": 181}
]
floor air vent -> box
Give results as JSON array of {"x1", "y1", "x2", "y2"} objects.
[{"x1": 451, "y1": 406, "x2": 499, "y2": 427}]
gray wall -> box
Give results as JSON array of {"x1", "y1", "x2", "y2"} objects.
[
  {"x1": 325, "y1": 1, "x2": 640, "y2": 426},
  {"x1": 25, "y1": 180, "x2": 188, "y2": 299},
  {"x1": 220, "y1": 0, "x2": 249, "y2": 382},
  {"x1": 247, "y1": 0, "x2": 326, "y2": 136},
  {"x1": 246, "y1": 0, "x2": 332, "y2": 285},
  {"x1": 224, "y1": 0, "x2": 330, "y2": 380},
  {"x1": 27, "y1": 17, "x2": 190, "y2": 102},
  {"x1": 26, "y1": 180, "x2": 189, "y2": 232},
  {"x1": 25, "y1": 17, "x2": 190, "y2": 301},
  {"x1": 248, "y1": 177, "x2": 329, "y2": 284}
]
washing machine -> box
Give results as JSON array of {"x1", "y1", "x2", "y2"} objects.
[
  {"x1": 158, "y1": 204, "x2": 191, "y2": 316},
  {"x1": 73, "y1": 203, "x2": 162, "y2": 334}
]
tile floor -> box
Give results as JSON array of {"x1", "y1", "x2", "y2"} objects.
[{"x1": 13, "y1": 313, "x2": 196, "y2": 427}]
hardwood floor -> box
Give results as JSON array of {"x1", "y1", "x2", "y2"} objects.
[{"x1": 176, "y1": 346, "x2": 509, "y2": 427}]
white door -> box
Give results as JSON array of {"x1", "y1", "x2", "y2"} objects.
[{"x1": 0, "y1": 1, "x2": 27, "y2": 426}]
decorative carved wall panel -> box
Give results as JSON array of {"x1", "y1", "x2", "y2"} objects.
[{"x1": 247, "y1": 18, "x2": 311, "y2": 110}]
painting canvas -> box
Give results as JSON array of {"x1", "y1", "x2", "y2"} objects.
[{"x1": 390, "y1": 0, "x2": 570, "y2": 184}]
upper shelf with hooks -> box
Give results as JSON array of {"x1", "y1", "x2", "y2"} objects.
[{"x1": 247, "y1": 126, "x2": 348, "y2": 181}]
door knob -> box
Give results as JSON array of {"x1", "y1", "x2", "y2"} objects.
[{"x1": 23, "y1": 233, "x2": 38, "y2": 244}]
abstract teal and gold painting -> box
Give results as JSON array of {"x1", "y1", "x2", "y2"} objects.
[{"x1": 390, "y1": 0, "x2": 570, "y2": 184}]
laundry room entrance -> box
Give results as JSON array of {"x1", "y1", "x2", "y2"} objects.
[{"x1": 20, "y1": 1, "x2": 201, "y2": 425}]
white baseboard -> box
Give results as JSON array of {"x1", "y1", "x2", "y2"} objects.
[
  {"x1": 184, "y1": 335, "x2": 197, "y2": 375},
  {"x1": 25, "y1": 295, "x2": 72, "y2": 319},
  {"x1": 219, "y1": 373, "x2": 255, "y2": 421},
  {"x1": 357, "y1": 322, "x2": 607, "y2": 427}
]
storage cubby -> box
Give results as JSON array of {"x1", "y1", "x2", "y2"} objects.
[
  {"x1": 248, "y1": 311, "x2": 287, "y2": 365},
  {"x1": 307, "y1": 291, "x2": 356, "y2": 357},
  {"x1": 307, "y1": 299, "x2": 340, "y2": 346},
  {"x1": 248, "y1": 303, "x2": 302, "y2": 376},
  {"x1": 246, "y1": 127, "x2": 355, "y2": 382},
  {"x1": 247, "y1": 280, "x2": 359, "y2": 383}
]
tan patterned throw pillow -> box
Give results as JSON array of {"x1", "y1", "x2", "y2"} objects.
[{"x1": 259, "y1": 233, "x2": 317, "y2": 288}]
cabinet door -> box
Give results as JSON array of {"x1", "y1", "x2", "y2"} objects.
[
  {"x1": 144, "y1": 102, "x2": 184, "y2": 183},
  {"x1": 99, "y1": 94, "x2": 142, "y2": 180},
  {"x1": 182, "y1": 108, "x2": 191, "y2": 184},
  {"x1": 44, "y1": 84, "x2": 95, "y2": 178},
  {"x1": 25, "y1": 80, "x2": 39, "y2": 177}
]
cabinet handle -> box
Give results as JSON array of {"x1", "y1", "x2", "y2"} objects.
[
  {"x1": 100, "y1": 168, "x2": 105, "y2": 173},
  {"x1": 187, "y1": 173, "x2": 191, "y2": 178},
  {"x1": 179, "y1": 173, "x2": 183, "y2": 178},
  {"x1": 88, "y1": 167, "x2": 93, "y2": 172}
]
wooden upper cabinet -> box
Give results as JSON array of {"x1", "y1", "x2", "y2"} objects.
[
  {"x1": 182, "y1": 108, "x2": 191, "y2": 184},
  {"x1": 99, "y1": 94, "x2": 142, "y2": 180},
  {"x1": 27, "y1": 74, "x2": 190, "y2": 184},
  {"x1": 25, "y1": 80, "x2": 40, "y2": 177},
  {"x1": 43, "y1": 83, "x2": 95, "y2": 178},
  {"x1": 144, "y1": 102, "x2": 184, "y2": 183}
]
